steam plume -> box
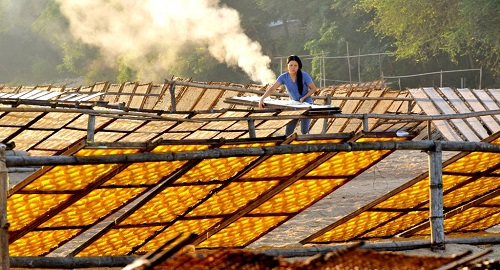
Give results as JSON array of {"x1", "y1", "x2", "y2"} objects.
[{"x1": 55, "y1": 0, "x2": 276, "y2": 84}]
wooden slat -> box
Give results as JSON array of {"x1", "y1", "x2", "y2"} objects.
[
  {"x1": 366, "y1": 90, "x2": 399, "y2": 131},
  {"x1": 64, "y1": 94, "x2": 88, "y2": 102},
  {"x1": 439, "y1": 88, "x2": 489, "y2": 139},
  {"x1": 473, "y1": 89, "x2": 500, "y2": 125},
  {"x1": 194, "y1": 89, "x2": 224, "y2": 111},
  {"x1": 176, "y1": 86, "x2": 204, "y2": 111},
  {"x1": 92, "y1": 82, "x2": 109, "y2": 93},
  {"x1": 425, "y1": 88, "x2": 479, "y2": 141},
  {"x1": 143, "y1": 85, "x2": 164, "y2": 110},
  {"x1": 74, "y1": 92, "x2": 105, "y2": 102},
  {"x1": 344, "y1": 89, "x2": 384, "y2": 132},
  {"x1": 128, "y1": 84, "x2": 151, "y2": 109},
  {"x1": 34, "y1": 91, "x2": 64, "y2": 101},
  {"x1": 327, "y1": 91, "x2": 365, "y2": 133},
  {"x1": 457, "y1": 88, "x2": 500, "y2": 134},
  {"x1": 310, "y1": 89, "x2": 346, "y2": 134},
  {"x1": 102, "y1": 84, "x2": 123, "y2": 103},
  {"x1": 0, "y1": 93, "x2": 17, "y2": 99},
  {"x1": 0, "y1": 87, "x2": 19, "y2": 93},
  {"x1": 34, "y1": 85, "x2": 51, "y2": 91},
  {"x1": 116, "y1": 82, "x2": 137, "y2": 106},
  {"x1": 57, "y1": 93, "x2": 79, "y2": 101},
  {"x1": 409, "y1": 88, "x2": 462, "y2": 141},
  {"x1": 152, "y1": 82, "x2": 177, "y2": 111},
  {"x1": 29, "y1": 91, "x2": 52, "y2": 99},
  {"x1": 5, "y1": 91, "x2": 32, "y2": 99},
  {"x1": 488, "y1": 89, "x2": 500, "y2": 104},
  {"x1": 412, "y1": 122, "x2": 434, "y2": 140},
  {"x1": 16, "y1": 90, "x2": 43, "y2": 99}
]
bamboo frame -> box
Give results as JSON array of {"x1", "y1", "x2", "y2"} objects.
[
  {"x1": 429, "y1": 142, "x2": 445, "y2": 250},
  {"x1": 10, "y1": 235, "x2": 500, "y2": 268},
  {"x1": 1, "y1": 106, "x2": 499, "y2": 124},
  {"x1": 5, "y1": 140, "x2": 500, "y2": 168},
  {"x1": 0, "y1": 145, "x2": 8, "y2": 270}
]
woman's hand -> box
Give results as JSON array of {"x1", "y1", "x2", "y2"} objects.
[
  {"x1": 299, "y1": 97, "x2": 305, "y2": 103},
  {"x1": 259, "y1": 98, "x2": 266, "y2": 109}
]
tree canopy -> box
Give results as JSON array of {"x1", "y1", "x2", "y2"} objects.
[{"x1": 359, "y1": 0, "x2": 500, "y2": 84}]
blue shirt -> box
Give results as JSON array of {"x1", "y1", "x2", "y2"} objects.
[{"x1": 277, "y1": 71, "x2": 313, "y2": 103}]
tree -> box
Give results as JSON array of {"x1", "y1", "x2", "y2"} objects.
[
  {"x1": 303, "y1": 0, "x2": 390, "y2": 84},
  {"x1": 359, "y1": 0, "x2": 500, "y2": 79}
]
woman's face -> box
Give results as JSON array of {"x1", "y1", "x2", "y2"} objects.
[{"x1": 287, "y1": 60, "x2": 299, "y2": 74}]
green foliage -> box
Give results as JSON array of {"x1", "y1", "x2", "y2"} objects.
[
  {"x1": 359, "y1": 0, "x2": 500, "y2": 77},
  {"x1": 304, "y1": 0, "x2": 389, "y2": 84},
  {"x1": 458, "y1": 0, "x2": 500, "y2": 75},
  {"x1": 169, "y1": 46, "x2": 248, "y2": 83},
  {"x1": 117, "y1": 60, "x2": 136, "y2": 83},
  {"x1": 359, "y1": 0, "x2": 459, "y2": 60}
]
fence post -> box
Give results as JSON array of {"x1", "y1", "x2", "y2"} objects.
[
  {"x1": 479, "y1": 66, "x2": 482, "y2": 89},
  {"x1": 169, "y1": 81, "x2": 177, "y2": 111},
  {"x1": 322, "y1": 94, "x2": 332, "y2": 134},
  {"x1": 346, "y1": 42, "x2": 352, "y2": 83},
  {"x1": 0, "y1": 144, "x2": 9, "y2": 270},
  {"x1": 362, "y1": 114, "x2": 369, "y2": 132},
  {"x1": 248, "y1": 119, "x2": 256, "y2": 138},
  {"x1": 358, "y1": 48, "x2": 361, "y2": 83},
  {"x1": 429, "y1": 142, "x2": 445, "y2": 250},
  {"x1": 427, "y1": 120, "x2": 432, "y2": 139},
  {"x1": 87, "y1": 114, "x2": 96, "y2": 143},
  {"x1": 440, "y1": 70, "x2": 443, "y2": 87}
]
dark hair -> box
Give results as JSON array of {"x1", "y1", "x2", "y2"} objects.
[{"x1": 287, "y1": 55, "x2": 303, "y2": 94}]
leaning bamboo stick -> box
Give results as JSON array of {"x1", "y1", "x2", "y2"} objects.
[
  {"x1": 0, "y1": 105, "x2": 499, "y2": 123},
  {"x1": 8, "y1": 235, "x2": 500, "y2": 268}
]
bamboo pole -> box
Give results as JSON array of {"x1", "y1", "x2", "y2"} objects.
[
  {"x1": 429, "y1": 142, "x2": 445, "y2": 250},
  {"x1": 163, "y1": 79, "x2": 286, "y2": 97},
  {"x1": 0, "y1": 145, "x2": 8, "y2": 270},
  {"x1": 0, "y1": 106, "x2": 202, "y2": 122},
  {"x1": 10, "y1": 256, "x2": 135, "y2": 268},
  {"x1": 1, "y1": 106, "x2": 499, "y2": 123},
  {"x1": 248, "y1": 119, "x2": 256, "y2": 138},
  {"x1": 347, "y1": 42, "x2": 352, "y2": 83},
  {"x1": 322, "y1": 94, "x2": 331, "y2": 134},
  {"x1": 266, "y1": 235, "x2": 500, "y2": 258},
  {"x1": 86, "y1": 114, "x2": 96, "y2": 143},
  {"x1": 10, "y1": 235, "x2": 500, "y2": 267},
  {"x1": 169, "y1": 81, "x2": 176, "y2": 111},
  {"x1": 5, "y1": 141, "x2": 500, "y2": 168}
]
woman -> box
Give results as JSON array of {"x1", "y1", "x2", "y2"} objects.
[{"x1": 259, "y1": 55, "x2": 318, "y2": 136}]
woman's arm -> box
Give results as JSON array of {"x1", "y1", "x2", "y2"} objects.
[
  {"x1": 298, "y1": 82, "x2": 318, "y2": 103},
  {"x1": 259, "y1": 81, "x2": 281, "y2": 108}
]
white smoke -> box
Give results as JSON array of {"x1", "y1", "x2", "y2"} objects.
[{"x1": 55, "y1": 0, "x2": 276, "y2": 84}]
